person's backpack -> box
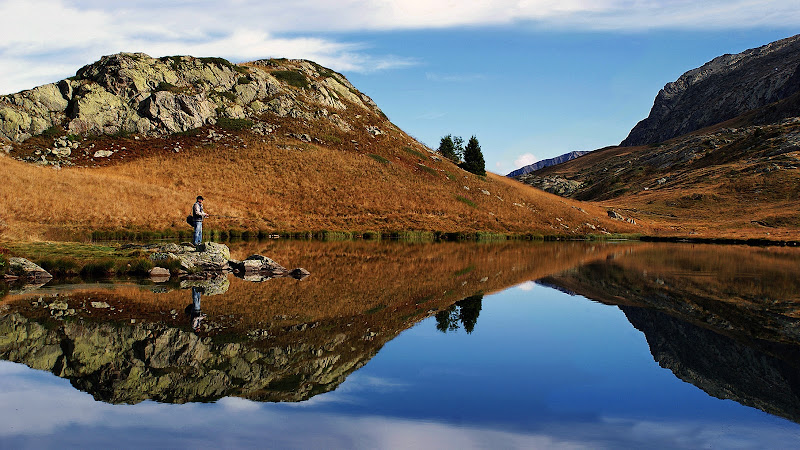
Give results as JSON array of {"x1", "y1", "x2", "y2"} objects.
[{"x1": 186, "y1": 215, "x2": 196, "y2": 227}]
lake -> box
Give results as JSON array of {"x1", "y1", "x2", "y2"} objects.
[{"x1": 2, "y1": 240, "x2": 800, "y2": 448}]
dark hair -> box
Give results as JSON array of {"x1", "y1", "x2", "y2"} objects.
[{"x1": 196, "y1": 195, "x2": 204, "y2": 201}]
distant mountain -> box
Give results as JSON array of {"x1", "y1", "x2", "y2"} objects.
[
  {"x1": 621, "y1": 34, "x2": 800, "y2": 147},
  {"x1": 514, "y1": 34, "x2": 800, "y2": 239},
  {"x1": 506, "y1": 150, "x2": 589, "y2": 177}
]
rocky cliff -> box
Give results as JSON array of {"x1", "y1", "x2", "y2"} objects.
[
  {"x1": 0, "y1": 52, "x2": 384, "y2": 142},
  {"x1": 621, "y1": 34, "x2": 800, "y2": 146}
]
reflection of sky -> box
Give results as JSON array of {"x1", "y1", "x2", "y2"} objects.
[{"x1": 2, "y1": 284, "x2": 800, "y2": 448}]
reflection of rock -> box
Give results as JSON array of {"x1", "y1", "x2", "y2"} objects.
[
  {"x1": 8, "y1": 281, "x2": 50, "y2": 295},
  {"x1": 0, "y1": 311, "x2": 391, "y2": 405},
  {"x1": 230, "y1": 255, "x2": 287, "y2": 274},
  {"x1": 623, "y1": 306, "x2": 800, "y2": 424},
  {"x1": 541, "y1": 245, "x2": 800, "y2": 424},
  {"x1": 179, "y1": 276, "x2": 230, "y2": 296},
  {"x1": 8, "y1": 257, "x2": 52, "y2": 280}
]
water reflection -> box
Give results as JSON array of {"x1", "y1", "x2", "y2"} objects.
[
  {"x1": 187, "y1": 286, "x2": 207, "y2": 332},
  {"x1": 2, "y1": 240, "x2": 800, "y2": 433},
  {"x1": 435, "y1": 294, "x2": 483, "y2": 334},
  {"x1": 0, "y1": 241, "x2": 618, "y2": 405},
  {"x1": 541, "y1": 243, "x2": 800, "y2": 424}
]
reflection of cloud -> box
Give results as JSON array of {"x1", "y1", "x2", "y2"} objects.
[
  {"x1": 516, "y1": 281, "x2": 536, "y2": 291},
  {"x1": 2, "y1": 360, "x2": 800, "y2": 448}
]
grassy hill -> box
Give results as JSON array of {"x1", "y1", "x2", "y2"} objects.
[{"x1": 0, "y1": 54, "x2": 637, "y2": 241}]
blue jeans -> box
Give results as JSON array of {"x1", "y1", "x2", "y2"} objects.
[{"x1": 193, "y1": 220, "x2": 203, "y2": 245}]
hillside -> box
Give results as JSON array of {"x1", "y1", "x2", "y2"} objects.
[
  {"x1": 0, "y1": 53, "x2": 638, "y2": 240},
  {"x1": 621, "y1": 34, "x2": 800, "y2": 146},
  {"x1": 515, "y1": 36, "x2": 800, "y2": 240}
]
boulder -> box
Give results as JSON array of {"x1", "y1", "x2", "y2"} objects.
[
  {"x1": 230, "y1": 254, "x2": 287, "y2": 274},
  {"x1": 149, "y1": 242, "x2": 231, "y2": 273},
  {"x1": 290, "y1": 268, "x2": 311, "y2": 280},
  {"x1": 8, "y1": 257, "x2": 52, "y2": 280}
]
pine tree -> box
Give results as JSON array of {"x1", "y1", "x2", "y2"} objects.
[
  {"x1": 461, "y1": 136, "x2": 485, "y2": 176},
  {"x1": 438, "y1": 135, "x2": 457, "y2": 162}
]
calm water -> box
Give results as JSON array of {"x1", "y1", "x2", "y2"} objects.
[{"x1": 2, "y1": 241, "x2": 800, "y2": 448}]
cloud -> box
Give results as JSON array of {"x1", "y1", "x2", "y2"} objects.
[
  {"x1": 514, "y1": 153, "x2": 538, "y2": 168},
  {"x1": 1, "y1": 0, "x2": 798, "y2": 93}
]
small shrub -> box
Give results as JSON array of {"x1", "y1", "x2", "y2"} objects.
[
  {"x1": 0, "y1": 254, "x2": 7, "y2": 277},
  {"x1": 237, "y1": 77, "x2": 252, "y2": 85},
  {"x1": 37, "y1": 257, "x2": 80, "y2": 277},
  {"x1": 155, "y1": 81, "x2": 184, "y2": 93},
  {"x1": 217, "y1": 117, "x2": 253, "y2": 131},
  {"x1": 80, "y1": 260, "x2": 115, "y2": 278},
  {"x1": 125, "y1": 258, "x2": 155, "y2": 276},
  {"x1": 40, "y1": 125, "x2": 62, "y2": 138},
  {"x1": 66, "y1": 134, "x2": 81, "y2": 142},
  {"x1": 271, "y1": 70, "x2": 309, "y2": 89}
]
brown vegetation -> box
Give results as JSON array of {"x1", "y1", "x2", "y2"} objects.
[{"x1": 0, "y1": 121, "x2": 638, "y2": 241}]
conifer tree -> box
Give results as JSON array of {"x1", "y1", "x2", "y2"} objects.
[
  {"x1": 461, "y1": 136, "x2": 486, "y2": 176},
  {"x1": 438, "y1": 135, "x2": 457, "y2": 162}
]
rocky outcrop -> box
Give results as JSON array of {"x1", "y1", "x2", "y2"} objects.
[
  {"x1": 150, "y1": 242, "x2": 232, "y2": 273},
  {"x1": 621, "y1": 34, "x2": 800, "y2": 146},
  {"x1": 0, "y1": 53, "x2": 385, "y2": 143},
  {"x1": 507, "y1": 150, "x2": 589, "y2": 177},
  {"x1": 7, "y1": 257, "x2": 52, "y2": 280},
  {"x1": 514, "y1": 174, "x2": 583, "y2": 196}
]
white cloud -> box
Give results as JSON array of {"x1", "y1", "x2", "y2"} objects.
[
  {"x1": 1, "y1": 0, "x2": 798, "y2": 93},
  {"x1": 514, "y1": 153, "x2": 538, "y2": 168}
]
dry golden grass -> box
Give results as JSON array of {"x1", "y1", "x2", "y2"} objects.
[{"x1": 0, "y1": 127, "x2": 640, "y2": 240}]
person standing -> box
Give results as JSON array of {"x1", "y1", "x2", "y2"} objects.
[{"x1": 192, "y1": 195, "x2": 209, "y2": 246}]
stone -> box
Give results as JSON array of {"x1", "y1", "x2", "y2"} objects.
[
  {"x1": 607, "y1": 210, "x2": 625, "y2": 220},
  {"x1": 149, "y1": 267, "x2": 170, "y2": 277},
  {"x1": 180, "y1": 276, "x2": 230, "y2": 296},
  {"x1": 90, "y1": 301, "x2": 110, "y2": 309},
  {"x1": 93, "y1": 150, "x2": 113, "y2": 158},
  {"x1": 8, "y1": 257, "x2": 52, "y2": 280},
  {"x1": 50, "y1": 147, "x2": 71, "y2": 158}
]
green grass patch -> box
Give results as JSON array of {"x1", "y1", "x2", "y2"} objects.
[
  {"x1": 418, "y1": 164, "x2": 437, "y2": 175},
  {"x1": 217, "y1": 117, "x2": 254, "y2": 131},
  {"x1": 368, "y1": 154, "x2": 389, "y2": 164},
  {"x1": 453, "y1": 265, "x2": 475, "y2": 277},
  {"x1": 39, "y1": 125, "x2": 63, "y2": 138},
  {"x1": 455, "y1": 195, "x2": 477, "y2": 208},
  {"x1": 211, "y1": 90, "x2": 237, "y2": 102},
  {"x1": 80, "y1": 259, "x2": 115, "y2": 278},
  {"x1": 271, "y1": 70, "x2": 309, "y2": 89},
  {"x1": 199, "y1": 57, "x2": 249, "y2": 74},
  {"x1": 402, "y1": 146, "x2": 427, "y2": 159},
  {"x1": 365, "y1": 304, "x2": 387, "y2": 314}
]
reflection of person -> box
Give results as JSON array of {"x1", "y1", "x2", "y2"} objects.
[
  {"x1": 192, "y1": 195, "x2": 209, "y2": 246},
  {"x1": 185, "y1": 286, "x2": 207, "y2": 332}
]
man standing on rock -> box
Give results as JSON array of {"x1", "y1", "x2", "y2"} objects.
[{"x1": 192, "y1": 195, "x2": 209, "y2": 246}]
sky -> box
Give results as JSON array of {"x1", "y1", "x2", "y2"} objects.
[{"x1": 1, "y1": 1, "x2": 798, "y2": 174}]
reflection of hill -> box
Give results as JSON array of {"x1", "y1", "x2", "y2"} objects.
[
  {"x1": 622, "y1": 306, "x2": 800, "y2": 424},
  {"x1": 541, "y1": 243, "x2": 800, "y2": 423},
  {"x1": 0, "y1": 241, "x2": 628, "y2": 404}
]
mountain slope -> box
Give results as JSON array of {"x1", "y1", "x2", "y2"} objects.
[
  {"x1": 0, "y1": 53, "x2": 638, "y2": 240},
  {"x1": 514, "y1": 35, "x2": 800, "y2": 240},
  {"x1": 621, "y1": 34, "x2": 800, "y2": 147}
]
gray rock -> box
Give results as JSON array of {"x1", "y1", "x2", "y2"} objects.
[
  {"x1": 149, "y1": 267, "x2": 170, "y2": 278},
  {"x1": 622, "y1": 35, "x2": 800, "y2": 146},
  {"x1": 8, "y1": 257, "x2": 52, "y2": 280},
  {"x1": 179, "y1": 276, "x2": 230, "y2": 296},
  {"x1": 93, "y1": 150, "x2": 113, "y2": 158}
]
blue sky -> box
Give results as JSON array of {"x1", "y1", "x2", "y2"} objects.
[{"x1": 1, "y1": 1, "x2": 798, "y2": 174}]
